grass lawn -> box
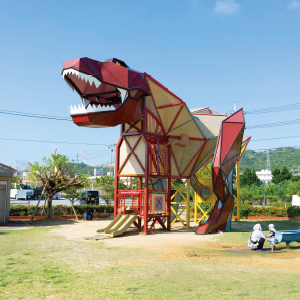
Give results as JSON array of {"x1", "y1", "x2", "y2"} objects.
[{"x1": 0, "y1": 219, "x2": 300, "y2": 299}]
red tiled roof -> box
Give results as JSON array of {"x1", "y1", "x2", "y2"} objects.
[{"x1": 0, "y1": 163, "x2": 17, "y2": 171}]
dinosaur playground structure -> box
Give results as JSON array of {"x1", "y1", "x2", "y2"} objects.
[{"x1": 62, "y1": 57, "x2": 250, "y2": 237}]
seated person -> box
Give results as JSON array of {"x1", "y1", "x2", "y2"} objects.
[
  {"x1": 265, "y1": 224, "x2": 276, "y2": 251},
  {"x1": 249, "y1": 224, "x2": 266, "y2": 250}
]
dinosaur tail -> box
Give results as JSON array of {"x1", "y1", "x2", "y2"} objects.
[
  {"x1": 195, "y1": 196, "x2": 234, "y2": 234},
  {"x1": 195, "y1": 109, "x2": 245, "y2": 235}
]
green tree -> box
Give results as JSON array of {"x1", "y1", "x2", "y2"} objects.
[
  {"x1": 271, "y1": 168, "x2": 280, "y2": 184},
  {"x1": 95, "y1": 176, "x2": 127, "y2": 204},
  {"x1": 240, "y1": 168, "x2": 259, "y2": 186},
  {"x1": 289, "y1": 182, "x2": 300, "y2": 197},
  {"x1": 171, "y1": 179, "x2": 184, "y2": 190},
  {"x1": 291, "y1": 175, "x2": 300, "y2": 182},
  {"x1": 272, "y1": 166, "x2": 292, "y2": 184},
  {"x1": 276, "y1": 187, "x2": 285, "y2": 201},
  {"x1": 281, "y1": 166, "x2": 292, "y2": 181},
  {"x1": 11, "y1": 176, "x2": 23, "y2": 189},
  {"x1": 65, "y1": 184, "x2": 84, "y2": 204},
  {"x1": 28, "y1": 152, "x2": 86, "y2": 218},
  {"x1": 240, "y1": 187, "x2": 252, "y2": 202}
]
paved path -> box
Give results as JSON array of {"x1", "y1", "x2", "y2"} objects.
[
  {"x1": 10, "y1": 199, "x2": 132, "y2": 207},
  {"x1": 10, "y1": 198, "x2": 81, "y2": 207}
]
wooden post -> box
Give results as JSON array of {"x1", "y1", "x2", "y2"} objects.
[
  {"x1": 69, "y1": 199, "x2": 79, "y2": 221},
  {"x1": 29, "y1": 184, "x2": 47, "y2": 222},
  {"x1": 41, "y1": 197, "x2": 47, "y2": 216},
  {"x1": 29, "y1": 199, "x2": 41, "y2": 223}
]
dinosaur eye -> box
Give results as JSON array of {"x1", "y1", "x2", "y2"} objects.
[{"x1": 111, "y1": 58, "x2": 128, "y2": 68}]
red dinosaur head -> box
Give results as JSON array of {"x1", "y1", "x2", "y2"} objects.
[{"x1": 62, "y1": 57, "x2": 150, "y2": 127}]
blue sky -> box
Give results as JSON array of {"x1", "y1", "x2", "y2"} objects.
[{"x1": 0, "y1": 0, "x2": 300, "y2": 168}]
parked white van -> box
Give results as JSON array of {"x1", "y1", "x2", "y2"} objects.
[{"x1": 10, "y1": 185, "x2": 34, "y2": 200}]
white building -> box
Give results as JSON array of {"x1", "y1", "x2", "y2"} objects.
[
  {"x1": 94, "y1": 168, "x2": 103, "y2": 176},
  {"x1": 256, "y1": 169, "x2": 272, "y2": 183}
]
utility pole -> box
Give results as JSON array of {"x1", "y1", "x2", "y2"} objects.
[
  {"x1": 77, "y1": 154, "x2": 79, "y2": 164},
  {"x1": 84, "y1": 150, "x2": 86, "y2": 165},
  {"x1": 107, "y1": 144, "x2": 116, "y2": 176},
  {"x1": 266, "y1": 150, "x2": 271, "y2": 171},
  {"x1": 263, "y1": 181, "x2": 266, "y2": 207}
]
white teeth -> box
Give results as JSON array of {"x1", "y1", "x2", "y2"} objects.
[
  {"x1": 84, "y1": 99, "x2": 91, "y2": 108},
  {"x1": 69, "y1": 103, "x2": 117, "y2": 115},
  {"x1": 63, "y1": 68, "x2": 101, "y2": 88},
  {"x1": 62, "y1": 69, "x2": 79, "y2": 77},
  {"x1": 64, "y1": 68, "x2": 115, "y2": 115}
]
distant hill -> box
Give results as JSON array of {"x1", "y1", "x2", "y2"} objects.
[
  {"x1": 69, "y1": 148, "x2": 300, "y2": 176},
  {"x1": 68, "y1": 162, "x2": 113, "y2": 176},
  {"x1": 240, "y1": 147, "x2": 300, "y2": 173}
]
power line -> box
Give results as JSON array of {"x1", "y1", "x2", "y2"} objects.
[
  {"x1": 243, "y1": 145, "x2": 300, "y2": 152},
  {"x1": 0, "y1": 137, "x2": 109, "y2": 146},
  {"x1": 251, "y1": 134, "x2": 300, "y2": 142},
  {"x1": 0, "y1": 95, "x2": 73, "y2": 104},
  {"x1": 246, "y1": 118, "x2": 300, "y2": 129},
  {"x1": 245, "y1": 102, "x2": 300, "y2": 115},
  {"x1": 0, "y1": 109, "x2": 71, "y2": 121},
  {"x1": 69, "y1": 148, "x2": 109, "y2": 159}
]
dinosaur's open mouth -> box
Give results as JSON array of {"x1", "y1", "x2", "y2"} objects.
[
  {"x1": 63, "y1": 69, "x2": 126, "y2": 116},
  {"x1": 62, "y1": 57, "x2": 150, "y2": 127}
]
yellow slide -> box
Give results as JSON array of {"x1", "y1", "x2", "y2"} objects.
[{"x1": 96, "y1": 214, "x2": 138, "y2": 237}]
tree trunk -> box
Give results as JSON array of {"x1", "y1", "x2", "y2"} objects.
[{"x1": 47, "y1": 197, "x2": 53, "y2": 218}]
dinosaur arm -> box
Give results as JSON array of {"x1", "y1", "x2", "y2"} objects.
[{"x1": 167, "y1": 134, "x2": 189, "y2": 148}]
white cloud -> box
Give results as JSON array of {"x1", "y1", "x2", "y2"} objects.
[
  {"x1": 214, "y1": 0, "x2": 239, "y2": 15},
  {"x1": 287, "y1": 0, "x2": 300, "y2": 10}
]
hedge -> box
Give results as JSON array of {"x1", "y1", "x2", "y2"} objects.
[
  {"x1": 9, "y1": 204, "x2": 114, "y2": 216},
  {"x1": 232, "y1": 205, "x2": 300, "y2": 218},
  {"x1": 10, "y1": 203, "x2": 300, "y2": 218}
]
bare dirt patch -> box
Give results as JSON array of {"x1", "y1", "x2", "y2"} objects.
[
  {"x1": 49, "y1": 219, "x2": 300, "y2": 272},
  {"x1": 50, "y1": 219, "x2": 215, "y2": 250}
]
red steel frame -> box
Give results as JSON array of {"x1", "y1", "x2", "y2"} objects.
[
  {"x1": 113, "y1": 74, "x2": 232, "y2": 235},
  {"x1": 114, "y1": 96, "x2": 171, "y2": 234}
]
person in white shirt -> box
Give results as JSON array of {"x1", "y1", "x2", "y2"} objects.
[
  {"x1": 265, "y1": 224, "x2": 276, "y2": 251},
  {"x1": 250, "y1": 224, "x2": 266, "y2": 250}
]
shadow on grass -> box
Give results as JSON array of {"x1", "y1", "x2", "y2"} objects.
[
  {"x1": 29, "y1": 218, "x2": 79, "y2": 227},
  {"x1": 286, "y1": 244, "x2": 300, "y2": 250},
  {"x1": 0, "y1": 220, "x2": 29, "y2": 230},
  {"x1": 0, "y1": 231, "x2": 10, "y2": 235}
]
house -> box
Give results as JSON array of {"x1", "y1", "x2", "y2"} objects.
[{"x1": 0, "y1": 163, "x2": 16, "y2": 224}]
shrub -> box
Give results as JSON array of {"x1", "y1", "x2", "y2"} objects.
[
  {"x1": 272, "y1": 202, "x2": 292, "y2": 208},
  {"x1": 10, "y1": 205, "x2": 28, "y2": 216},
  {"x1": 232, "y1": 204, "x2": 299, "y2": 218},
  {"x1": 10, "y1": 204, "x2": 114, "y2": 216},
  {"x1": 10, "y1": 203, "x2": 300, "y2": 218},
  {"x1": 287, "y1": 206, "x2": 300, "y2": 217}
]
